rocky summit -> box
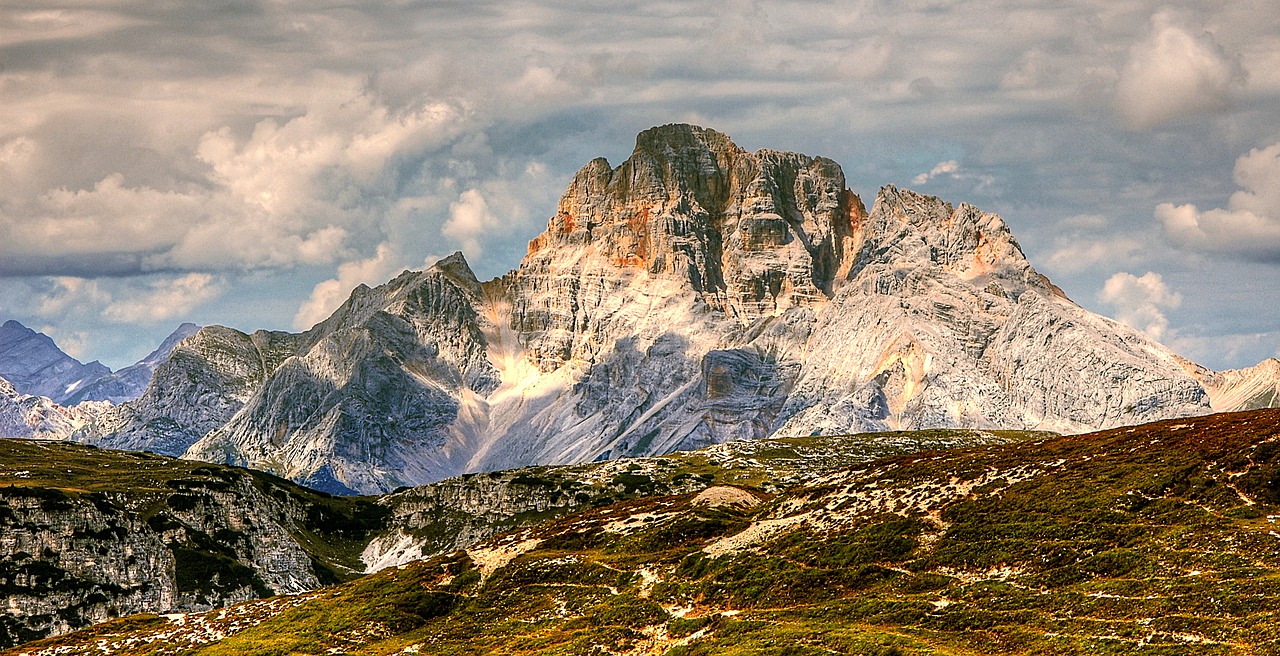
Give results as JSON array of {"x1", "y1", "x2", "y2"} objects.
[{"x1": 73, "y1": 124, "x2": 1275, "y2": 494}]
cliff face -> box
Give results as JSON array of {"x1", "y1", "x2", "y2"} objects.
[
  {"x1": 516, "y1": 124, "x2": 859, "y2": 371},
  {"x1": 0, "y1": 440, "x2": 383, "y2": 648},
  {"x1": 76, "y1": 124, "x2": 1240, "y2": 495}
]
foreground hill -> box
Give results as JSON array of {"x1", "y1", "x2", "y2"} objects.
[
  {"x1": 0, "y1": 426, "x2": 1026, "y2": 648},
  {"x1": 75, "y1": 124, "x2": 1277, "y2": 495},
  {"x1": 17, "y1": 408, "x2": 1280, "y2": 655}
]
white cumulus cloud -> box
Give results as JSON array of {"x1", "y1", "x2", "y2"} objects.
[
  {"x1": 36, "y1": 273, "x2": 224, "y2": 325},
  {"x1": 102, "y1": 273, "x2": 223, "y2": 323},
  {"x1": 1098, "y1": 271, "x2": 1182, "y2": 341},
  {"x1": 1115, "y1": 13, "x2": 1247, "y2": 129},
  {"x1": 292, "y1": 244, "x2": 404, "y2": 331},
  {"x1": 443, "y1": 189, "x2": 500, "y2": 258},
  {"x1": 1155, "y1": 142, "x2": 1280, "y2": 262},
  {"x1": 911, "y1": 160, "x2": 959, "y2": 185}
]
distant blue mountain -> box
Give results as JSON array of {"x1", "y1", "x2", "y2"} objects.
[{"x1": 0, "y1": 320, "x2": 199, "y2": 405}]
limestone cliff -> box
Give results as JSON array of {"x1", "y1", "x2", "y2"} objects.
[{"x1": 0, "y1": 440, "x2": 383, "y2": 648}]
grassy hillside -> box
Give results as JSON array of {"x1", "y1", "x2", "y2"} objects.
[
  {"x1": 15, "y1": 409, "x2": 1280, "y2": 655},
  {"x1": 0, "y1": 427, "x2": 1039, "y2": 649}
]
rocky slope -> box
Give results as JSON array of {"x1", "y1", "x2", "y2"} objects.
[
  {"x1": 360, "y1": 427, "x2": 1038, "y2": 572},
  {"x1": 0, "y1": 440, "x2": 385, "y2": 648},
  {"x1": 19, "y1": 408, "x2": 1280, "y2": 655},
  {"x1": 80, "y1": 124, "x2": 1271, "y2": 494},
  {"x1": 0, "y1": 420, "x2": 1034, "y2": 649},
  {"x1": 1200, "y1": 358, "x2": 1280, "y2": 411}
]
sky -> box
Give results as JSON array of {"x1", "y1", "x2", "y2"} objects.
[{"x1": 0, "y1": 0, "x2": 1278, "y2": 371}]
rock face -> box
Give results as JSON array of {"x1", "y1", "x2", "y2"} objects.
[
  {"x1": 0, "y1": 440, "x2": 383, "y2": 648},
  {"x1": 1198, "y1": 358, "x2": 1280, "y2": 411},
  {"x1": 0, "y1": 321, "x2": 110, "y2": 405},
  {"x1": 83, "y1": 124, "x2": 1230, "y2": 494}
]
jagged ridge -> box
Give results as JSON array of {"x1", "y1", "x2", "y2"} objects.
[{"x1": 77, "y1": 124, "x2": 1272, "y2": 494}]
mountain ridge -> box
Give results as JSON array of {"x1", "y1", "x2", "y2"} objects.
[
  {"x1": 0, "y1": 323, "x2": 202, "y2": 441},
  {"x1": 71, "y1": 124, "x2": 1276, "y2": 494},
  {"x1": 0, "y1": 320, "x2": 110, "y2": 405}
]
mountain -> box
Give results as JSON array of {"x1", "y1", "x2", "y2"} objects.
[
  {"x1": 0, "y1": 377, "x2": 82, "y2": 439},
  {"x1": 61, "y1": 323, "x2": 201, "y2": 405},
  {"x1": 0, "y1": 321, "x2": 200, "y2": 410},
  {"x1": 1201, "y1": 358, "x2": 1280, "y2": 411},
  {"x1": 80, "y1": 125, "x2": 1265, "y2": 494},
  {"x1": 0, "y1": 321, "x2": 110, "y2": 405},
  {"x1": 0, "y1": 323, "x2": 200, "y2": 441},
  {"x1": 18, "y1": 408, "x2": 1280, "y2": 655}
]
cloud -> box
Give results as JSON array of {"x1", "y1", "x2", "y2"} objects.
[
  {"x1": 1, "y1": 0, "x2": 1278, "y2": 372},
  {"x1": 1115, "y1": 13, "x2": 1247, "y2": 129},
  {"x1": 834, "y1": 37, "x2": 894, "y2": 81},
  {"x1": 1098, "y1": 271, "x2": 1182, "y2": 340},
  {"x1": 101, "y1": 273, "x2": 223, "y2": 323},
  {"x1": 292, "y1": 244, "x2": 403, "y2": 331},
  {"x1": 1044, "y1": 237, "x2": 1144, "y2": 275},
  {"x1": 1164, "y1": 330, "x2": 1280, "y2": 371},
  {"x1": 0, "y1": 76, "x2": 469, "y2": 276},
  {"x1": 443, "y1": 189, "x2": 500, "y2": 259},
  {"x1": 35, "y1": 273, "x2": 223, "y2": 325},
  {"x1": 911, "y1": 160, "x2": 959, "y2": 185},
  {"x1": 1155, "y1": 142, "x2": 1280, "y2": 263}
]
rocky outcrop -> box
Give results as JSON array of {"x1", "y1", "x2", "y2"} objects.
[
  {"x1": 361, "y1": 426, "x2": 1023, "y2": 573},
  {"x1": 0, "y1": 440, "x2": 383, "y2": 648},
  {"x1": 78, "y1": 124, "x2": 1226, "y2": 494}
]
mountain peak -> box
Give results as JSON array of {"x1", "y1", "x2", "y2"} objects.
[
  {"x1": 74, "y1": 126, "x2": 1244, "y2": 496},
  {"x1": 523, "y1": 124, "x2": 858, "y2": 328},
  {"x1": 0, "y1": 319, "x2": 111, "y2": 404},
  {"x1": 429, "y1": 251, "x2": 481, "y2": 292},
  {"x1": 632, "y1": 123, "x2": 743, "y2": 158},
  {"x1": 859, "y1": 184, "x2": 1036, "y2": 288}
]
